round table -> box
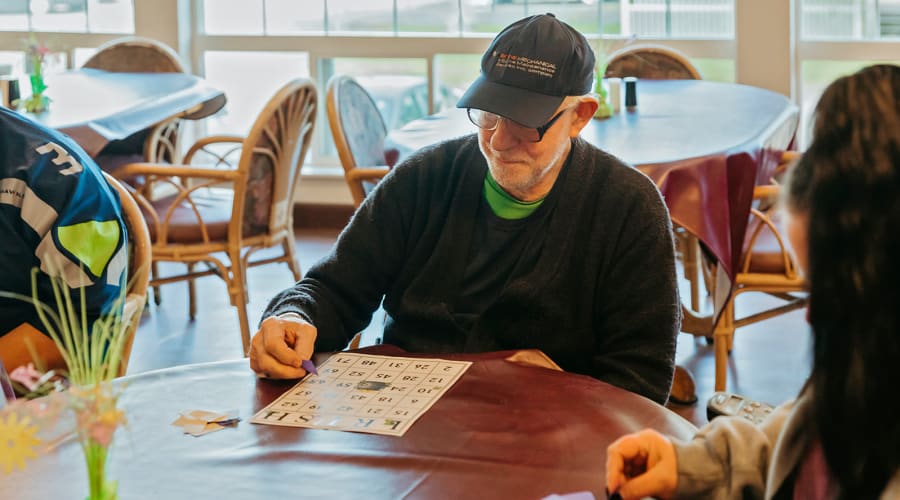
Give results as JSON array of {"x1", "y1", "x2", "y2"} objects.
[
  {"x1": 3, "y1": 346, "x2": 696, "y2": 499},
  {"x1": 24, "y1": 68, "x2": 226, "y2": 157}
]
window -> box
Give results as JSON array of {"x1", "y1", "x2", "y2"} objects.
[
  {"x1": 0, "y1": 51, "x2": 26, "y2": 77},
  {"x1": 797, "y1": 1, "x2": 900, "y2": 143},
  {"x1": 0, "y1": 0, "x2": 134, "y2": 33},
  {"x1": 621, "y1": 0, "x2": 734, "y2": 38},
  {"x1": 203, "y1": 51, "x2": 310, "y2": 136},
  {"x1": 800, "y1": 0, "x2": 900, "y2": 40},
  {"x1": 202, "y1": 0, "x2": 265, "y2": 35},
  {"x1": 200, "y1": 0, "x2": 734, "y2": 38},
  {"x1": 691, "y1": 58, "x2": 735, "y2": 82}
]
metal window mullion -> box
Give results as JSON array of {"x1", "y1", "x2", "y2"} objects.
[
  {"x1": 309, "y1": 48, "x2": 331, "y2": 166},
  {"x1": 427, "y1": 56, "x2": 435, "y2": 114},
  {"x1": 596, "y1": 0, "x2": 603, "y2": 36},
  {"x1": 192, "y1": 0, "x2": 205, "y2": 74},
  {"x1": 665, "y1": 0, "x2": 672, "y2": 37}
]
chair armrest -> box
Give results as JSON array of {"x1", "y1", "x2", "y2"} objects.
[
  {"x1": 184, "y1": 135, "x2": 246, "y2": 165},
  {"x1": 741, "y1": 184, "x2": 798, "y2": 277},
  {"x1": 780, "y1": 150, "x2": 801, "y2": 163},
  {"x1": 753, "y1": 184, "x2": 780, "y2": 200},
  {"x1": 771, "y1": 150, "x2": 801, "y2": 182},
  {"x1": 114, "y1": 163, "x2": 241, "y2": 246},
  {"x1": 346, "y1": 166, "x2": 391, "y2": 182},
  {"x1": 114, "y1": 162, "x2": 241, "y2": 181}
]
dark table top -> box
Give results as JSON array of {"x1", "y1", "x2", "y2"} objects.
[
  {"x1": 21, "y1": 68, "x2": 226, "y2": 157},
  {"x1": 2, "y1": 346, "x2": 696, "y2": 499}
]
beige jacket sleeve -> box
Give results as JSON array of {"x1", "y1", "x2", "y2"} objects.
[{"x1": 671, "y1": 400, "x2": 796, "y2": 500}]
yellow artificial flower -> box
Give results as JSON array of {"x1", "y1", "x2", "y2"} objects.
[{"x1": 0, "y1": 412, "x2": 43, "y2": 474}]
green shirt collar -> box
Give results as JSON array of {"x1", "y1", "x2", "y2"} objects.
[{"x1": 483, "y1": 169, "x2": 545, "y2": 220}]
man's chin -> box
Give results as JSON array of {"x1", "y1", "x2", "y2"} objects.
[
  {"x1": 489, "y1": 158, "x2": 529, "y2": 170},
  {"x1": 489, "y1": 174, "x2": 534, "y2": 198}
]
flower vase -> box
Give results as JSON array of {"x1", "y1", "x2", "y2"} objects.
[
  {"x1": 23, "y1": 72, "x2": 49, "y2": 113},
  {"x1": 18, "y1": 34, "x2": 52, "y2": 113},
  {"x1": 81, "y1": 439, "x2": 117, "y2": 500},
  {"x1": 594, "y1": 79, "x2": 612, "y2": 120},
  {"x1": 72, "y1": 384, "x2": 123, "y2": 500}
]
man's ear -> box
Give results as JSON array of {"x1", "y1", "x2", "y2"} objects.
[{"x1": 569, "y1": 97, "x2": 598, "y2": 137}]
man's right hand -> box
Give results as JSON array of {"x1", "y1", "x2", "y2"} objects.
[{"x1": 249, "y1": 314, "x2": 318, "y2": 379}]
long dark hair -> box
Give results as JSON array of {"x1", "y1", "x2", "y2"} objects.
[{"x1": 785, "y1": 64, "x2": 900, "y2": 498}]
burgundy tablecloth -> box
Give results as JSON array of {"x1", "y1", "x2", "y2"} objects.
[
  {"x1": 22, "y1": 68, "x2": 226, "y2": 157},
  {"x1": 387, "y1": 80, "x2": 798, "y2": 280},
  {"x1": 1, "y1": 346, "x2": 696, "y2": 499}
]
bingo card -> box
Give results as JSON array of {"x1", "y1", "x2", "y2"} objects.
[{"x1": 251, "y1": 353, "x2": 471, "y2": 436}]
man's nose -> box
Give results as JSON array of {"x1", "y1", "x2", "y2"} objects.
[{"x1": 490, "y1": 119, "x2": 522, "y2": 150}]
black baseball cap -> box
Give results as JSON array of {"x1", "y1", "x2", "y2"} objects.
[{"x1": 456, "y1": 13, "x2": 596, "y2": 129}]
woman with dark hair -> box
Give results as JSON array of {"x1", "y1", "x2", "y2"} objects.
[{"x1": 604, "y1": 63, "x2": 900, "y2": 499}]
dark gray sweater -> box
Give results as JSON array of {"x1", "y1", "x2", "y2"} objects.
[{"x1": 264, "y1": 135, "x2": 681, "y2": 404}]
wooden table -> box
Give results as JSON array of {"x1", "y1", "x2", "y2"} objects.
[
  {"x1": 20, "y1": 68, "x2": 226, "y2": 157},
  {"x1": 2, "y1": 346, "x2": 696, "y2": 499}
]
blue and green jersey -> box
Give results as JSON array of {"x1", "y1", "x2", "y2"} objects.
[{"x1": 0, "y1": 107, "x2": 127, "y2": 336}]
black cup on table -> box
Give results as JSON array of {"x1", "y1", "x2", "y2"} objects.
[{"x1": 624, "y1": 76, "x2": 637, "y2": 112}]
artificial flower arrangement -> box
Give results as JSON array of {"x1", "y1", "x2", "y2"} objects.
[
  {"x1": 15, "y1": 33, "x2": 52, "y2": 113},
  {"x1": 0, "y1": 267, "x2": 131, "y2": 500}
]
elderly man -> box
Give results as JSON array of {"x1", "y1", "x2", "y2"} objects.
[
  {"x1": 0, "y1": 107, "x2": 128, "y2": 371},
  {"x1": 250, "y1": 13, "x2": 681, "y2": 404}
]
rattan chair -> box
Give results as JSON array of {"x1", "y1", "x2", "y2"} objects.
[
  {"x1": 679, "y1": 151, "x2": 806, "y2": 391},
  {"x1": 326, "y1": 75, "x2": 392, "y2": 207},
  {"x1": 707, "y1": 151, "x2": 806, "y2": 390},
  {"x1": 102, "y1": 173, "x2": 152, "y2": 377},
  {"x1": 605, "y1": 43, "x2": 702, "y2": 80},
  {"x1": 114, "y1": 79, "x2": 317, "y2": 353},
  {"x1": 83, "y1": 36, "x2": 185, "y2": 74}
]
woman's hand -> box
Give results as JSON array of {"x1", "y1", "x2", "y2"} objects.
[{"x1": 606, "y1": 429, "x2": 678, "y2": 500}]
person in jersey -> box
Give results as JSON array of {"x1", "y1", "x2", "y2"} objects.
[
  {"x1": 0, "y1": 106, "x2": 128, "y2": 372},
  {"x1": 249, "y1": 13, "x2": 681, "y2": 404}
]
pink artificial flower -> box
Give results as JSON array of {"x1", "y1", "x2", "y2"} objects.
[
  {"x1": 87, "y1": 421, "x2": 117, "y2": 448},
  {"x1": 71, "y1": 385, "x2": 126, "y2": 448},
  {"x1": 9, "y1": 364, "x2": 43, "y2": 392}
]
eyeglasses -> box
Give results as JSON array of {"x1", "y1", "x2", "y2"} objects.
[{"x1": 467, "y1": 106, "x2": 573, "y2": 143}]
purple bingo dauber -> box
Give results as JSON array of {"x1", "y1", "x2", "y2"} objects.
[{"x1": 301, "y1": 359, "x2": 318, "y2": 376}]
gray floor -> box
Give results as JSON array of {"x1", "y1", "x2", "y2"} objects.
[{"x1": 127, "y1": 227, "x2": 811, "y2": 427}]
